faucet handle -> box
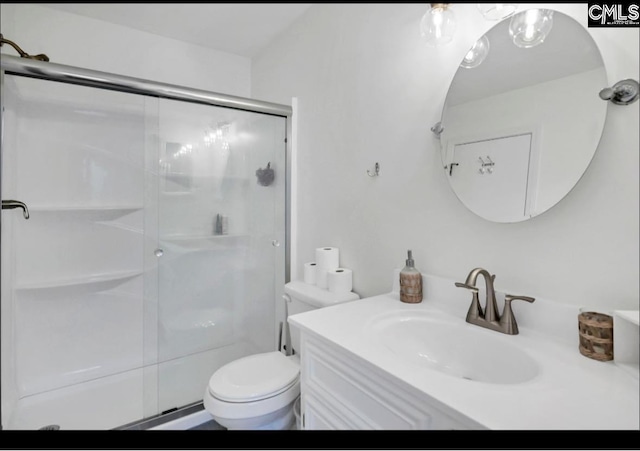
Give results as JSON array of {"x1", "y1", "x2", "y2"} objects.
[
  {"x1": 505, "y1": 294, "x2": 535, "y2": 303},
  {"x1": 455, "y1": 282, "x2": 484, "y2": 321},
  {"x1": 454, "y1": 282, "x2": 478, "y2": 293},
  {"x1": 500, "y1": 294, "x2": 535, "y2": 335}
]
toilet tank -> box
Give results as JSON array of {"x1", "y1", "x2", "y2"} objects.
[{"x1": 284, "y1": 281, "x2": 359, "y2": 355}]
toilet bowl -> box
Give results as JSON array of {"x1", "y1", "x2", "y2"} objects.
[
  {"x1": 204, "y1": 281, "x2": 359, "y2": 430},
  {"x1": 203, "y1": 351, "x2": 300, "y2": 430}
]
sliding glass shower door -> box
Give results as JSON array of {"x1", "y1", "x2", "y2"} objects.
[
  {"x1": 1, "y1": 75, "x2": 152, "y2": 429},
  {"x1": 149, "y1": 99, "x2": 286, "y2": 415},
  {"x1": 0, "y1": 73, "x2": 286, "y2": 429}
]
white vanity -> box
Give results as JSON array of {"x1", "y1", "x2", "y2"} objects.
[{"x1": 288, "y1": 273, "x2": 640, "y2": 430}]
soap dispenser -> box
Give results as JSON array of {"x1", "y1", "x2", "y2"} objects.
[{"x1": 400, "y1": 250, "x2": 422, "y2": 303}]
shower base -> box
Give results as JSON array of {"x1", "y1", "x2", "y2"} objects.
[{"x1": 5, "y1": 341, "x2": 253, "y2": 430}]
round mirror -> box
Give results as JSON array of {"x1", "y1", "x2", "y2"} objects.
[{"x1": 439, "y1": 9, "x2": 607, "y2": 223}]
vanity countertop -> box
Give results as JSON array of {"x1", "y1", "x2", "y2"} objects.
[{"x1": 289, "y1": 274, "x2": 639, "y2": 430}]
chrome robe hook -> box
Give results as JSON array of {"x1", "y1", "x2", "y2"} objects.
[{"x1": 367, "y1": 162, "x2": 380, "y2": 177}]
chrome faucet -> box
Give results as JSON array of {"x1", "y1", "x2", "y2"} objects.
[{"x1": 455, "y1": 267, "x2": 534, "y2": 335}]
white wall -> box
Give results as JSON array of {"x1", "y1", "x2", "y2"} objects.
[
  {"x1": 252, "y1": 3, "x2": 639, "y2": 310},
  {"x1": 0, "y1": 3, "x2": 250, "y2": 96}
]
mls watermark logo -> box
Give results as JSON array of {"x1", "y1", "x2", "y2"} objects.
[{"x1": 588, "y1": 3, "x2": 640, "y2": 26}]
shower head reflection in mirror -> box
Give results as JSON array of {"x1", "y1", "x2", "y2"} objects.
[{"x1": 439, "y1": 9, "x2": 607, "y2": 223}]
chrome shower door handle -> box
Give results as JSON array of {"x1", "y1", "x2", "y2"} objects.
[{"x1": 2, "y1": 199, "x2": 30, "y2": 219}]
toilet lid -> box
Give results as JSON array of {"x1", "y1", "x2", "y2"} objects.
[{"x1": 208, "y1": 351, "x2": 299, "y2": 402}]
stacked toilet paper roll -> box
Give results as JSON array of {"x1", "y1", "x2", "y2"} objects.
[
  {"x1": 315, "y1": 247, "x2": 339, "y2": 289},
  {"x1": 327, "y1": 268, "x2": 353, "y2": 294},
  {"x1": 303, "y1": 262, "x2": 317, "y2": 285}
]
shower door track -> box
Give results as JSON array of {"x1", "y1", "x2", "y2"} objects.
[
  {"x1": 0, "y1": 54, "x2": 293, "y2": 430},
  {"x1": 0, "y1": 55, "x2": 292, "y2": 116},
  {"x1": 115, "y1": 401, "x2": 208, "y2": 430}
]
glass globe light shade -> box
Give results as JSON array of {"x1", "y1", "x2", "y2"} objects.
[
  {"x1": 477, "y1": 4, "x2": 518, "y2": 20},
  {"x1": 460, "y1": 35, "x2": 490, "y2": 69},
  {"x1": 420, "y1": 4, "x2": 456, "y2": 46},
  {"x1": 509, "y1": 9, "x2": 554, "y2": 49}
]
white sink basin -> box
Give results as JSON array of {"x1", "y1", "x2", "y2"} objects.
[{"x1": 366, "y1": 310, "x2": 539, "y2": 384}]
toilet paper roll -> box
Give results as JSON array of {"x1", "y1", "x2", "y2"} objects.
[
  {"x1": 303, "y1": 262, "x2": 317, "y2": 285},
  {"x1": 315, "y1": 247, "x2": 339, "y2": 289},
  {"x1": 327, "y1": 268, "x2": 353, "y2": 294}
]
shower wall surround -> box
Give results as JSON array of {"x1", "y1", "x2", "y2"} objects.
[{"x1": 252, "y1": 3, "x2": 639, "y2": 310}]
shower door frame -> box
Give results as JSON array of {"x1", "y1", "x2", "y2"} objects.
[{"x1": 0, "y1": 54, "x2": 292, "y2": 429}]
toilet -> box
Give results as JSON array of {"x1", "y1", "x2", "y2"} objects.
[{"x1": 203, "y1": 281, "x2": 360, "y2": 430}]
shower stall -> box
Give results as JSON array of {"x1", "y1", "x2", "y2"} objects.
[{"x1": 0, "y1": 55, "x2": 291, "y2": 429}]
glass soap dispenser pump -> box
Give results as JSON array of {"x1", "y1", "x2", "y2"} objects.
[{"x1": 400, "y1": 250, "x2": 423, "y2": 303}]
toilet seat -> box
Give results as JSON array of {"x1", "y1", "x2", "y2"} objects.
[
  {"x1": 208, "y1": 351, "x2": 299, "y2": 402},
  {"x1": 204, "y1": 351, "x2": 301, "y2": 421}
]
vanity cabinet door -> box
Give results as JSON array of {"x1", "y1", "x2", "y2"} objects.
[
  {"x1": 299, "y1": 333, "x2": 474, "y2": 430},
  {"x1": 301, "y1": 393, "x2": 354, "y2": 430}
]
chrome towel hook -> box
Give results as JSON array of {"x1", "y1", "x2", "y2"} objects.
[
  {"x1": 367, "y1": 162, "x2": 380, "y2": 177},
  {"x1": 599, "y1": 79, "x2": 639, "y2": 105}
]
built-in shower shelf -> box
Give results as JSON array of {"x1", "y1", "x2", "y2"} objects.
[
  {"x1": 27, "y1": 205, "x2": 144, "y2": 220},
  {"x1": 160, "y1": 175, "x2": 250, "y2": 195},
  {"x1": 162, "y1": 234, "x2": 249, "y2": 241},
  {"x1": 161, "y1": 234, "x2": 250, "y2": 251},
  {"x1": 160, "y1": 191, "x2": 196, "y2": 197},
  {"x1": 163, "y1": 174, "x2": 249, "y2": 181},
  {"x1": 15, "y1": 269, "x2": 143, "y2": 291},
  {"x1": 29, "y1": 205, "x2": 143, "y2": 212}
]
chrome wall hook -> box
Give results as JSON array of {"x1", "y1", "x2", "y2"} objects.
[
  {"x1": 599, "y1": 79, "x2": 639, "y2": 105},
  {"x1": 367, "y1": 162, "x2": 380, "y2": 177}
]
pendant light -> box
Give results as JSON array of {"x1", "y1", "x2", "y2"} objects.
[
  {"x1": 420, "y1": 3, "x2": 456, "y2": 46},
  {"x1": 460, "y1": 35, "x2": 490, "y2": 69},
  {"x1": 509, "y1": 9, "x2": 554, "y2": 49}
]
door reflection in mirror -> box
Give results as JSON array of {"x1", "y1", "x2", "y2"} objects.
[{"x1": 449, "y1": 134, "x2": 535, "y2": 222}]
